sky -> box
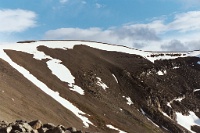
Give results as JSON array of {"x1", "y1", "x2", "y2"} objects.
[{"x1": 1, "y1": 0, "x2": 200, "y2": 51}]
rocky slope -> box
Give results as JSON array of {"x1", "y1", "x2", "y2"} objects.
[
  {"x1": 0, "y1": 40, "x2": 199, "y2": 133},
  {"x1": 0, "y1": 120, "x2": 85, "y2": 133}
]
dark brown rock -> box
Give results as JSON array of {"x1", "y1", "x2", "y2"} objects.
[
  {"x1": 28, "y1": 120, "x2": 42, "y2": 130},
  {"x1": 67, "y1": 127, "x2": 77, "y2": 132},
  {"x1": 191, "y1": 125, "x2": 200, "y2": 133},
  {"x1": 43, "y1": 123, "x2": 55, "y2": 129}
]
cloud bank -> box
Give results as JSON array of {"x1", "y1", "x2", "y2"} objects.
[
  {"x1": 44, "y1": 11, "x2": 200, "y2": 51},
  {"x1": 0, "y1": 9, "x2": 37, "y2": 33}
]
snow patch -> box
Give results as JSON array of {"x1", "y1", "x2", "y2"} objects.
[
  {"x1": 126, "y1": 97, "x2": 133, "y2": 105},
  {"x1": 112, "y1": 74, "x2": 118, "y2": 83},
  {"x1": 157, "y1": 71, "x2": 164, "y2": 75},
  {"x1": 167, "y1": 102, "x2": 171, "y2": 108},
  {"x1": 194, "y1": 89, "x2": 200, "y2": 92},
  {"x1": 72, "y1": 85, "x2": 84, "y2": 95},
  {"x1": 96, "y1": 77, "x2": 108, "y2": 90},
  {"x1": 32, "y1": 50, "x2": 52, "y2": 60},
  {"x1": 167, "y1": 95, "x2": 185, "y2": 108},
  {"x1": 163, "y1": 70, "x2": 167, "y2": 74},
  {"x1": 176, "y1": 111, "x2": 200, "y2": 133},
  {"x1": 46, "y1": 59, "x2": 74, "y2": 85},
  {"x1": 11, "y1": 98, "x2": 14, "y2": 101},
  {"x1": 122, "y1": 96, "x2": 133, "y2": 105},
  {"x1": 174, "y1": 96, "x2": 185, "y2": 102},
  {"x1": 198, "y1": 61, "x2": 200, "y2": 65},
  {"x1": 173, "y1": 66, "x2": 179, "y2": 69},
  {"x1": 106, "y1": 124, "x2": 127, "y2": 133},
  {"x1": 46, "y1": 59, "x2": 84, "y2": 95},
  {"x1": 157, "y1": 70, "x2": 167, "y2": 75}
]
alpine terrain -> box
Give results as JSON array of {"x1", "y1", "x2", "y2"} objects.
[{"x1": 0, "y1": 40, "x2": 199, "y2": 133}]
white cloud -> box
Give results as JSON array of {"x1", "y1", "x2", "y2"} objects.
[
  {"x1": 130, "y1": 11, "x2": 200, "y2": 34},
  {"x1": 0, "y1": 9, "x2": 37, "y2": 33},
  {"x1": 44, "y1": 26, "x2": 159, "y2": 49},
  {"x1": 95, "y1": 3, "x2": 103, "y2": 8},
  {"x1": 168, "y1": 11, "x2": 200, "y2": 32},
  {"x1": 161, "y1": 40, "x2": 189, "y2": 51},
  {"x1": 44, "y1": 11, "x2": 200, "y2": 51},
  {"x1": 59, "y1": 0, "x2": 68, "y2": 4},
  {"x1": 82, "y1": 1, "x2": 86, "y2": 4},
  {"x1": 177, "y1": 0, "x2": 200, "y2": 7}
]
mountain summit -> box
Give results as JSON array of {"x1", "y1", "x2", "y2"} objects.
[{"x1": 0, "y1": 40, "x2": 199, "y2": 133}]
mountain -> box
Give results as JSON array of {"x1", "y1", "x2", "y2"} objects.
[{"x1": 0, "y1": 40, "x2": 199, "y2": 133}]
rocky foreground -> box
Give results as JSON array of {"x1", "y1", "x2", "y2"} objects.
[{"x1": 0, "y1": 120, "x2": 87, "y2": 133}]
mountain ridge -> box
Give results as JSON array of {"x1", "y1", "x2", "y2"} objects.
[{"x1": 0, "y1": 40, "x2": 199, "y2": 133}]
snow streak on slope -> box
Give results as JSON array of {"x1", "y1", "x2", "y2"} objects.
[
  {"x1": 112, "y1": 74, "x2": 118, "y2": 83},
  {"x1": 173, "y1": 66, "x2": 179, "y2": 69},
  {"x1": 167, "y1": 95, "x2": 186, "y2": 108},
  {"x1": 106, "y1": 124, "x2": 127, "y2": 133},
  {"x1": 194, "y1": 89, "x2": 200, "y2": 92},
  {"x1": 139, "y1": 108, "x2": 159, "y2": 127}
]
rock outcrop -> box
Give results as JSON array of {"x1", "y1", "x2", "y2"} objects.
[{"x1": 0, "y1": 120, "x2": 85, "y2": 133}]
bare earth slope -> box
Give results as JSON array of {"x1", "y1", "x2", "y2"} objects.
[{"x1": 0, "y1": 40, "x2": 200, "y2": 133}]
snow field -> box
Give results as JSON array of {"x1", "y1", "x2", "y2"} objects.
[{"x1": 176, "y1": 111, "x2": 200, "y2": 133}]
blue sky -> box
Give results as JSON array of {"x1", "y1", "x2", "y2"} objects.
[{"x1": 1, "y1": 0, "x2": 200, "y2": 51}]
